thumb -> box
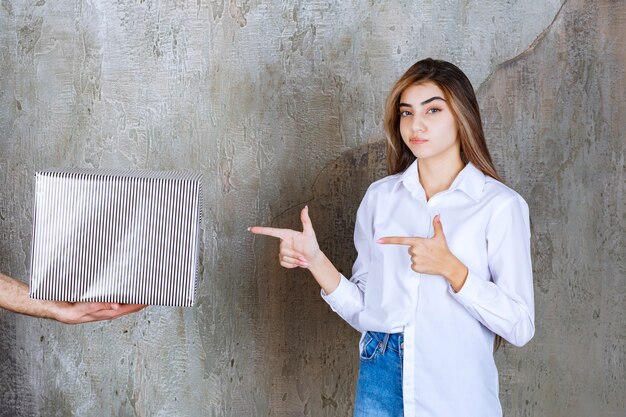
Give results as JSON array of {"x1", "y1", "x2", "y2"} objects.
[
  {"x1": 432, "y1": 214, "x2": 445, "y2": 240},
  {"x1": 301, "y1": 205, "x2": 315, "y2": 234}
]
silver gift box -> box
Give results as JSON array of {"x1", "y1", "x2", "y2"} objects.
[{"x1": 29, "y1": 169, "x2": 202, "y2": 306}]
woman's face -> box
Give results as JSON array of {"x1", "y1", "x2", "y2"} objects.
[{"x1": 398, "y1": 82, "x2": 460, "y2": 163}]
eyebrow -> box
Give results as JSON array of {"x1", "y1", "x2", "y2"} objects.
[{"x1": 399, "y1": 96, "x2": 446, "y2": 107}]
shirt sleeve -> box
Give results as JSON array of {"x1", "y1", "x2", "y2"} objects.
[
  {"x1": 449, "y1": 194, "x2": 535, "y2": 347},
  {"x1": 320, "y1": 190, "x2": 372, "y2": 332}
]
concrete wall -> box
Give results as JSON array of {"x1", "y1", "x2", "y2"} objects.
[{"x1": 0, "y1": 0, "x2": 623, "y2": 416}]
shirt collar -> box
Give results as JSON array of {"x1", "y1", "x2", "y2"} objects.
[
  {"x1": 449, "y1": 162, "x2": 486, "y2": 201},
  {"x1": 399, "y1": 159, "x2": 424, "y2": 199},
  {"x1": 399, "y1": 159, "x2": 486, "y2": 202}
]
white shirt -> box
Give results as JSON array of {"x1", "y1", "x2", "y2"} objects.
[{"x1": 322, "y1": 159, "x2": 535, "y2": 417}]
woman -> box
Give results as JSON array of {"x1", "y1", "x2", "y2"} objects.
[{"x1": 250, "y1": 58, "x2": 535, "y2": 417}]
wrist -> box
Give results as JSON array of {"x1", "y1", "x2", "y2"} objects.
[
  {"x1": 306, "y1": 249, "x2": 327, "y2": 274},
  {"x1": 445, "y1": 256, "x2": 468, "y2": 293},
  {"x1": 44, "y1": 300, "x2": 65, "y2": 322},
  {"x1": 45, "y1": 300, "x2": 79, "y2": 324}
]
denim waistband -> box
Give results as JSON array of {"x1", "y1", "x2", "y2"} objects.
[{"x1": 367, "y1": 331, "x2": 404, "y2": 354}]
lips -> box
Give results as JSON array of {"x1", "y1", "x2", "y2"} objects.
[{"x1": 410, "y1": 138, "x2": 428, "y2": 144}]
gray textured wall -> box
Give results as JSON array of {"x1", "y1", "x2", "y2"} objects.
[{"x1": 0, "y1": 0, "x2": 624, "y2": 416}]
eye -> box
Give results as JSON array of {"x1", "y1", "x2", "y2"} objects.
[
  {"x1": 427, "y1": 107, "x2": 442, "y2": 114},
  {"x1": 399, "y1": 110, "x2": 412, "y2": 117}
]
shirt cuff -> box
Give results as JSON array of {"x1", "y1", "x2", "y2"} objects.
[
  {"x1": 320, "y1": 274, "x2": 355, "y2": 313},
  {"x1": 448, "y1": 269, "x2": 482, "y2": 306}
]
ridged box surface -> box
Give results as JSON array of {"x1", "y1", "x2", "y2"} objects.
[{"x1": 29, "y1": 169, "x2": 202, "y2": 306}]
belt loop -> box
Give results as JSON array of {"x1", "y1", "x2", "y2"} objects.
[{"x1": 380, "y1": 332, "x2": 390, "y2": 355}]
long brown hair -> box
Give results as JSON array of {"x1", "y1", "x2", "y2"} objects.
[{"x1": 383, "y1": 58, "x2": 504, "y2": 351}]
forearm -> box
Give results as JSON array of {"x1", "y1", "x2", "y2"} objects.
[
  {"x1": 450, "y1": 270, "x2": 535, "y2": 346},
  {"x1": 1, "y1": 272, "x2": 147, "y2": 323},
  {"x1": 306, "y1": 251, "x2": 341, "y2": 295},
  {"x1": 0, "y1": 272, "x2": 58, "y2": 320},
  {"x1": 315, "y1": 257, "x2": 367, "y2": 332}
]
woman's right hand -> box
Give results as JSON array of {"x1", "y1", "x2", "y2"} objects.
[{"x1": 249, "y1": 206, "x2": 321, "y2": 269}]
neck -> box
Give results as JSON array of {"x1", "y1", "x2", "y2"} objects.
[{"x1": 417, "y1": 156, "x2": 465, "y2": 201}]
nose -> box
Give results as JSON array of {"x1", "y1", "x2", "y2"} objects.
[{"x1": 411, "y1": 114, "x2": 426, "y2": 133}]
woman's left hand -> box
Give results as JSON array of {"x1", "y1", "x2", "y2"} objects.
[{"x1": 377, "y1": 215, "x2": 469, "y2": 292}]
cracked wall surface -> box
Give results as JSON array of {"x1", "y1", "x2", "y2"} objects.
[{"x1": 0, "y1": 0, "x2": 623, "y2": 416}]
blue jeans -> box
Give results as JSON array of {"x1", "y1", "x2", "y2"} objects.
[{"x1": 353, "y1": 332, "x2": 404, "y2": 417}]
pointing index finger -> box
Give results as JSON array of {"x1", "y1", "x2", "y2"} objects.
[
  {"x1": 249, "y1": 226, "x2": 294, "y2": 240},
  {"x1": 377, "y1": 236, "x2": 418, "y2": 246}
]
